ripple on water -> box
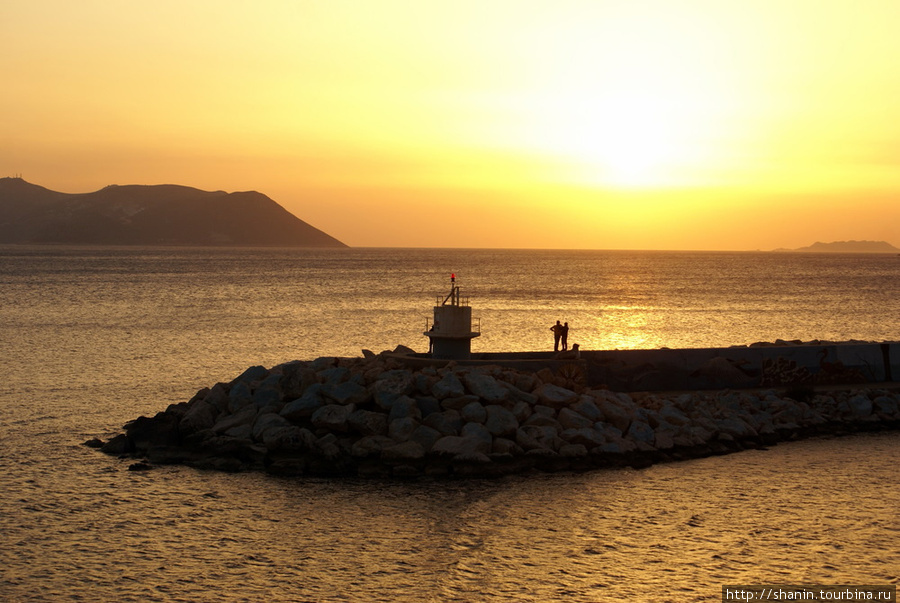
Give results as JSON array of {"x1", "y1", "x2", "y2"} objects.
[{"x1": 2, "y1": 249, "x2": 899, "y2": 601}]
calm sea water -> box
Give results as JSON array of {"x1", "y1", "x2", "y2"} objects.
[{"x1": 1, "y1": 246, "x2": 898, "y2": 602}]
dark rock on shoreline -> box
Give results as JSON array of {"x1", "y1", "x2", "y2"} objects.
[{"x1": 93, "y1": 353, "x2": 900, "y2": 478}]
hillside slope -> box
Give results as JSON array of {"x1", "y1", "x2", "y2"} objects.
[{"x1": 0, "y1": 178, "x2": 347, "y2": 247}]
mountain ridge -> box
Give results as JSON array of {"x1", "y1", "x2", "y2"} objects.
[{"x1": 0, "y1": 178, "x2": 347, "y2": 247}]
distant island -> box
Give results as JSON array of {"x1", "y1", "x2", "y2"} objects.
[
  {"x1": 773, "y1": 240, "x2": 899, "y2": 253},
  {"x1": 0, "y1": 177, "x2": 347, "y2": 247}
]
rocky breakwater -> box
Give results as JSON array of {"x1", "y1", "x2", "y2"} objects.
[{"x1": 95, "y1": 353, "x2": 900, "y2": 478}]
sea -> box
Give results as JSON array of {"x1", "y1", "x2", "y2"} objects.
[{"x1": 1, "y1": 245, "x2": 898, "y2": 602}]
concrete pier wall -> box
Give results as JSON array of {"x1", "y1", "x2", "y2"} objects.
[{"x1": 410, "y1": 342, "x2": 899, "y2": 392}]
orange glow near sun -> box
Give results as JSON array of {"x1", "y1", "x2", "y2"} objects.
[{"x1": 2, "y1": 0, "x2": 899, "y2": 248}]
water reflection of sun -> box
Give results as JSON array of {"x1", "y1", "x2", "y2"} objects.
[{"x1": 595, "y1": 309, "x2": 661, "y2": 350}]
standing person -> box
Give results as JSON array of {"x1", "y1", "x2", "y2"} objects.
[
  {"x1": 561, "y1": 322, "x2": 569, "y2": 351},
  {"x1": 550, "y1": 320, "x2": 563, "y2": 351},
  {"x1": 428, "y1": 321, "x2": 439, "y2": 354}
]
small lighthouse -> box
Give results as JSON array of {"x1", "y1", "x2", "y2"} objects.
[{"x1": 424, "y1": 273, "x2": 480, "y2": 359}]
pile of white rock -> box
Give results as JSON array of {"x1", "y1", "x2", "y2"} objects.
[{"x1": 97, "y1": 352, "x2": 900, "y2": 477}]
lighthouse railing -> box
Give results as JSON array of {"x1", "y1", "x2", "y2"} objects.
[
  {"x1": 435, "y1": 293, "x2": 470, "y2": 307},
  {"x1": 424, "y1": 315, "x2": 480, "y2": 334}
]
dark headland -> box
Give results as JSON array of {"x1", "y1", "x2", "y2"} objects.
[
  {"x1": 773, "y1": 240, "x2": 899, "y2": 253},
  {"x1": 0, "y1": 177, "x2": 346, "y2": 247}
]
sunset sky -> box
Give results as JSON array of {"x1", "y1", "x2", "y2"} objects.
[{"x1": 3, "y1": 0, "x2": 899, "y2": 249}]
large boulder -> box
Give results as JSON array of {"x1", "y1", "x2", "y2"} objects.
[
  {"x1": 204, "y1": 383, "x2": 231, "y2": 414},
  {"x1": 324, "y1": 381, "x2": 371, "y2": 406},
  {"x1": 351, "y1": 435, "x2": 395, "y2": 458},
  {"x1": 499, "y1": 381, "x2": 538, "y2": 405},
  {"x1": 314, "y1": 434, "x2": 342, "y2": 460},
  {"x1": 688, "y1": 425, "x2": 715, "y2": 446},
  {"x1": 319, "y1": 366, "x2": 350, "y2": 385},
  {"x1": 523, "y1": 412, "x2": 560, "y2": 428},
  {"x1": 492, "y1": 437, "x2": 523, "y2": 456},
  {"x1": 654, "y1": 430, "x2": 676, "y2": 450},
  {"x1": 570, "y1": 396, "x2": 604, "y2": 422},
  {"x1": 846, "y1": 393, "x2": 873, "y2": 418},
  {"x1": 228, "y1": 381, "x2": 254, "y2": 413},
  {"x1": 716, "y1": 417, "x2": 757, "y2": 439},
  {"x1": 558, "y1": 408, "x2": 593, "y2": 430},
  {"x1": 873, "y1": 395, "x2": 899, "y2": 418},
  {"x1": 280, "y1": 363, "x2": 319, "y2": 399},
  {"x1": 560, "y1": 427, "x2": 605, "y2": 449},
  {"x1": 311, "y1": 404, "x2": 355, "y2": 432},
  {"x1": 410, "y1": 425, "x2": 442, "y2": 452},
  {"x1": 310, "y1": 356, "x2": 338, "y2": 371},
  {"x1": 414, "y1": 373, "x2": 438, "y2": 396},
  {"x1": 596, "y1": 398, "x2": 632, "y2": 432},
  {"x1": 461, "y1": 422, "x2": 494, "y2": 449},
  {"x1": 510, "y1": 400, "x2": 532, "y2": 423},
  {"x1": 389, "y1": 396, "x2": 422, "y2": 422},
  {"x1": 441, "y1": 395, "x2": 481, "y2": 411},
  {"x1": 251, "y1": 413, "x2": 292, "y2": 442},
  {"x1": 559, "y1": 443, "x2": 588, "y2": 458},
  {"x1": 484, "y1": 405, "x2": 518, "y2": 437},
  {"x1": 535, "y1": 384, "x2": 578, "y2": 409},
  {"x1": 100, "y1": 433, "x2": 134, "y2": 454},
  {"x1": 127, "y1": 413, "x2": 181, "y2": 452},
  {"x1": 179, "y1": 400, "x2": 218, "y2": 434},
  {"x1": 461, "y1": 401, "x2": 487, "y2": 424},
  {"x1": 262, "y1": 425, "x2": 317, "y2": 452},
  {"x1": 463, "y1": 373, "x2": 509, "y2": 403},
  {"x1": 347, "y1": 409, "x2": 389, "y2": 436},
  {"x1": 515, "y1": 427, "x2": 549, "y2": 452},
  {"x1": 213, "y1": 404, "x2": 258, "y2": 434},
  {"x1": 371, "y1": 370, "x2": 415, "y2": 398},
  {"x1": 388, "y1": 417, "x2": 419, "y2": 442},
  {"x1": 381, "y1": 441, "x2": 426, "y2": 462},
  {"x1": 416, "y1": 396, "x2": 441, "y2": 418},
  {"x1": 232, "y1": 365, "x2": 268, "y2": 386},
  {"x1": 432, "y1": 372, "x2": 465, "y2": 400},
  {"x1": 280, "y1": 386, "x2": 325, "y2": 422},
  {"x1": 521, "y1": 425, "x2": 561, "y2": 449},
  {"x1": 626, "y1": 420, "x2": 655, "y2": 445},
  {"x1": 431, "y1": 435, "x2": 491, "y2": 457},
  {"x1": 423, "y1": 409, "x2": 463, "y2": 436},
  {"x1": 253, "y1": 374, "x2": 284, "y2": 409},
  {"x1": 659, "y1": 405, "x2": 691, "y2": 427}
]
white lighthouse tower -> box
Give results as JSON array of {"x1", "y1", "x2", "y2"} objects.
[{"x1": 425, "y1": 273, "x2": 480, "y2": 359}]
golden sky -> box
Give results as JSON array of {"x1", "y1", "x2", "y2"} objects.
[{"x1": 3, "y1": 0, "x2": 899, "y2": 249}]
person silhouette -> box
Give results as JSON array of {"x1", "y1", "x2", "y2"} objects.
[
  {"x1": 550, "y1": 320, "x2": 563, "y2": 351},
  {"x1": 428, "y1": 321, "x2": 439, "y2": 354},
  {"x1": 561, "y1": 322, "x2": 569, "y2": 351}
]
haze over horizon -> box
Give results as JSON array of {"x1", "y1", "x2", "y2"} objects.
[{"x1": 3, "y1": 1, "x2": 899, "y2": 250}]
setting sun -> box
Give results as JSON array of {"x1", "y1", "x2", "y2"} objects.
[
  {"x1": 497, "y1": 3, "x2": 746, "y2": 190},
  {"x1": 524, "y1": 87, "x2": 723, "y2": 189}
]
